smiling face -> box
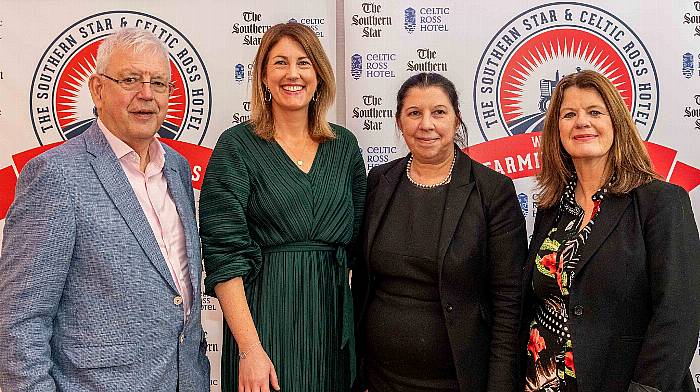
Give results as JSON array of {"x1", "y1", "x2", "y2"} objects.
[
  {"x1": 558, "y1": 86, "x2": 614, "y2": 169},
  {"x1": 89, "y1": 45, "x2": 170, "y2": 150},
  {"x1": 263, "y1": 36, "x2": 318, "y2": 116},
  {"x1": 397, "y1": 86, "x2": 458, "y2": 165}
]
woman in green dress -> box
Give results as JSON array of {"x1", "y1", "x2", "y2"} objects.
[{"x1": 200, "y1": 22, "x2": 366, "y2": 392}]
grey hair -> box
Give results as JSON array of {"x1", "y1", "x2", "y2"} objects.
[{"x1": 94, "y1": 27, "x2": 170, "y2": 75}]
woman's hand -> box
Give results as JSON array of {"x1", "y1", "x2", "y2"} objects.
[
  {"x1": 238, "y1": 344, "x2": 280, "y2": 392},
  {"x1": 214, "y1": 278, "x2": 280, "y2": 391}
]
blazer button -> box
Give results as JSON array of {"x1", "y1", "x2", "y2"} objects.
[
  {"x1": 445, "y1": 303, "x2": 454, "y2": 313},
  {"x1": 174, "y1": 296, "x2": 183, "y2": 306},
  {"x1": 180, "y1": 334, "x2": 185, "y2": 343},
  {"x1": 573, "y1": 305, "x2": 583, "y2": 316}
]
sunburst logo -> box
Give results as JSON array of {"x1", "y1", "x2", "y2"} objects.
[
  {"x1": 30, "y1": 11, "x2": 211, "y2": 146},
  {"x1": 500, "y1": 29, "x2": 632, "y2": 134},
  {"x1": 474, "y1": 2, "x2": 658, "y2": 141}
]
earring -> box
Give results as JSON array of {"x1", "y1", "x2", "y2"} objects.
[
  {"x1": 311, "y1": 89, "x2": 317, "y2": 102},
  {"x1": 264, "y1": 86, "x2": 272, "y2": 102}
]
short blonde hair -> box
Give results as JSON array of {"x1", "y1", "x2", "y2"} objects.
[
  {"x1": 537, "y1": 70, "x2": 657, "y2": 208},
  {"x1": 250, "y1": 22, "x2": 336, "y2": 141}
]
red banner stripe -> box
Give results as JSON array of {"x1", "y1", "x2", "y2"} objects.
[
  {"x1": 467, "y1": 133, "x2": 541, "y2": 180},
  {"x1": 669, "y1": 162, "x2": 700, "y2": 193},
  {"x1": 1, "y1": 137, "x2": 698, "y2": 222},
  {"x1": 12, "y1": 142, "x2": 63, "y2": 174},
  {"x1": 159, "y1": 138, "x2": 213, "y2": 191},
  {"x1": 0, "y1": 166, "x2": 17, "y2": 220},
  {"x1": 644, "y1": 142, "x2": 677, "y2": 180},
  {"x1": 467, "y1": 134, "x2": 695, "y2": 191}
]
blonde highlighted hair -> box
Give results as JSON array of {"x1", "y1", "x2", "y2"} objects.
[{"x1": 250, "y1": 22, "x2": 336, "y2": 141}]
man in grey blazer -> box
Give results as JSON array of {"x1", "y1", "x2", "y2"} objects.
[{"x1": 0, "y1": 28, "x2": 210, "y2": 391}]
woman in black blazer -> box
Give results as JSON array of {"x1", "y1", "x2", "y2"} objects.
[
  {"x1": 353, "y1": 73, "x2": 527, "y2": 392},
  {"x1": 521, "y1": 70, "x2": 700, "y2": 392}
]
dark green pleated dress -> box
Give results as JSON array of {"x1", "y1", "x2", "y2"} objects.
[{"x1": 199, "y1": 122, "x2": 366, "y2": 392}]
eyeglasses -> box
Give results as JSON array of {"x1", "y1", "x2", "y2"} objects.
[{"x1": 99, "y1": 73, "x2": 173, "y2": 94}]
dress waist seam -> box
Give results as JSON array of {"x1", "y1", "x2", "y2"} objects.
[{"x1": 261, "y1": 241, "x2": 336, "y2": 254}]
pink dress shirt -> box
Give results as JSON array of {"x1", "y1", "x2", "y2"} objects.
[{"x1": 98, "y1": 120, "x2": 192, "y2": 318}]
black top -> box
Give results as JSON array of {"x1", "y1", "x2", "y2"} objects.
[
  {"x1": 356, "y1": 149, "x2": 527, "y2": 392},
  {"x1": 363, "y1": 175, "x2": 459, "y2": 391}
]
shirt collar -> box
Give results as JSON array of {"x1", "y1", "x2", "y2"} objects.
[
  {"x1": 558, "y1": 172, "x2": 615, "y2": 218},
  {"x1": 97, "y1": 118, "x2": 165, "y2": 170}
]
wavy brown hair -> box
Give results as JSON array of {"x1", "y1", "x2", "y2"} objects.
[
  {"x1": 537, "y1": 70, "x2": 658, "y2": 208},
  {"x1": 250, "y1": 22, "x2": 336, "y2": 141}
]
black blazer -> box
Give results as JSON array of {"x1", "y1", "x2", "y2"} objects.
[
  {"x1": 520, "y1": 180, "x2": 700, "y2": 392},
  {"x1": 353, "y1": 148, "x2": 527, "y2": 392}
]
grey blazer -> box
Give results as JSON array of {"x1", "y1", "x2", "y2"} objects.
[{"x1": 0, "y1": 122, "x2": 210, "y2": 391}]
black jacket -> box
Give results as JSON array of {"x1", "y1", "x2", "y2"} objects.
[
  {"x1": 353, "y1": 148, "x2": 527, "y2": 392},
  {"x1": 520, "y1": 179, "x2": 700, "y2": 392}
]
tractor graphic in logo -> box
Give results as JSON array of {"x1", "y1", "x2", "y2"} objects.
[{"x1": 538, "y1": 70, "x2": 560, "y2": 114}]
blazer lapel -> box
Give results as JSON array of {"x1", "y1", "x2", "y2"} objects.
[
  {"x1": 574, "y1": 193, "x2": 631, "y2": 277},
  {"x1": 437, "y1": 149, "x2": 475, "y2": 273},
  {"x1": 162, "y1": 154, "x2": 200, "y2": 299},
  {"x1": 84, "y1": 124, "x2": 178, "y2": 293},
  {"x1": 363, "y1": 157, "x2": 406, "y2": 266}
]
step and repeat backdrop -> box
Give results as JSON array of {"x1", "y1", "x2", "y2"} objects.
[{"x1": 0, "y1": 1, "x2": 698, "y2": 390}]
